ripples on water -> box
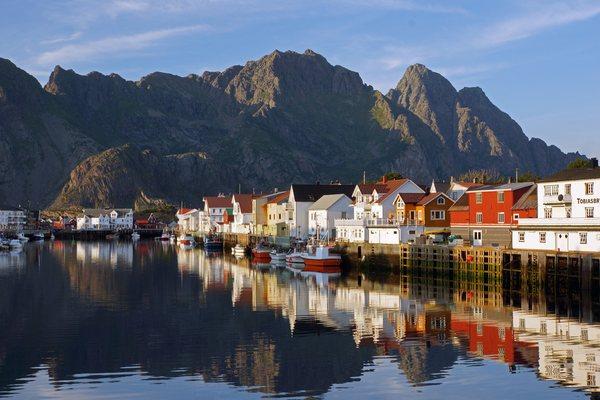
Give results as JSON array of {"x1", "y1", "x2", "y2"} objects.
[{"x1": 0, "y1": 241, "x2": 598, "y2": 399}]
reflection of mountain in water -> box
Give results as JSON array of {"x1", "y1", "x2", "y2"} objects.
[{"x1": 0, "y1": 242, "x2": 598, "y2": 397}]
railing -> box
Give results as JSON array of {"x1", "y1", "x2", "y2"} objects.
[
  {"x1": 334, "y1": 218, "x2": 367, "y2": 227},
  {"x1": 334, "y1": 218, "x2": 425, "y2": 227}
]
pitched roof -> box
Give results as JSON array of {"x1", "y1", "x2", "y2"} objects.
[
  {"x1": 395, "y1": 193, "x2": 426, "y2": 205},
  {"x1": 539, "y1": 168, "x2": 600, "y2": 183},
  {"x1": 448, "y1": 194, "x2": 469, "y2": 211},
  {"x1": 512, "y1": 184, "x2": 538, "y2": 210},
  {"x1": 81, "y1": 208, "x2": 132, "y2": 217},
  {"x1": 417, "y1": 192, "x2": 454, "y2": 206},
  {"x1": 232, "y1": 194, "x2": 254, "y2": 213},
  {"x1": 431, "y1": 181, "x2": 450, "y2": 194},
  {"x1": 290, "y1": 184, "x2": 354, "y2": 202},
  {"x1": 309, "y1": 194, "x2": 351, "y2": 210},
  {"x1": 176, "y1": 208, "x2": 196, "y2": 215},
  {"x1": 268, "y1": 191, "x2": 290, "y2": 204},
  {"x1": 203, "y1": 196, "x2": 232, "y2": 208},
  {"x1": 453, "y1": 181, "x2": 484, "y2": 188},
  {"x1": 467, "y1": 182, "x2": 533, "y2": 192},
  {"x1": 357, "y1": 183, "x2": 388, "y2": 194},
  {"x1": 374, "y1": 179, "x2": 410, "y2": 204}
]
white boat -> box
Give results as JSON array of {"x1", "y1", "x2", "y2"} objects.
[
  {"x1": 285, "y1": 250, "x2": 304, "y2": 264},
  {"x1": 8, "y1": 239, "x2": 23, "y2": 249},
  {"x1": 301, "y1": 245, "x2": 342, "y2": 272},
  {"x1": 178, "y1": 234, "x2": 195, "y2": 246},
  {"x1": 32, "y1": 232, "x2": 45, "y2": 241},
  {"x1": 131, "y1": 232, "x2": 141, "y2": 241},
  {"x1": 169, "y1": 234, "x2": 177, "y2": 244},
  {"x1": 270, "y1": 250, "x2": 287, "y2": 263},
  {"x1": 157, "y1": 232, "x2": 170, "y2": 241},
  {"x1": 17, "y1": 233, "x2": 29, "y2": 242}
]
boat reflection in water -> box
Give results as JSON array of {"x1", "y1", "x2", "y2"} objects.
[{"x1": 0, "y1": 241, "x2": 598, "y2": 399}]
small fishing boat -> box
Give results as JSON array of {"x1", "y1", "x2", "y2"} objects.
[
  {"x1": 157, "y1": 231, "x2": 170, "y2": 241},
  {"x1": 16, "y1": 233, "x2": 29, "y2": 242},
  {"x1": 269, "y1": 250, "x2": 286, "y2": 263},
  {"x1": 131, "y1": 232, "x2": 141, "y2": 241},
  {"x1": 178, "y1": 234, "x2": 195, "y2": 246},
  {"x1": 252, "y1": 244, "x2": 271, "y2": 262},
  {"x1": 285, "y1": 250, "x2": 304, "y2": 264},
  {"x1": 301, "y1": 245, "x2": 341, "y2": 272},
  {"x1": 204, "y1": 235, "x2": 223, "y2": 251},
  {"x1": 31, "y1": 232, "x2": 45, "y2": 241}
]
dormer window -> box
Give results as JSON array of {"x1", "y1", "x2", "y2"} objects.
[{"x1": 437, "y1": 197, "x2": 445, "y2": 205}]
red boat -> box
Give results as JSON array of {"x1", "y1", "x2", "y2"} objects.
[
  {"x1": 302, "y1": 245, "x2": 341, "y2": 272},
  {"x1": 252, "y1": 246, "x2": 271, "y2": 262}
]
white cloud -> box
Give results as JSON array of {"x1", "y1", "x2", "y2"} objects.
[
  {"x1": 378, "y1": 45, "x2": 433, "y2": 70},
  {"x1": 36, "y1": 24, "x2": 210, "y2": 66},
  {"x1": 40, "y1": 31, "x2": 82, "y2": 45},
  {"x1": 433, "y1": 63, "x2": 509, "y2": 78},
  {"x1": 334, "y1": 0, "x2": 466, "y2": 14},
  {"x1": 477, "y1": 1, "x2": 600, "y2": 47}
]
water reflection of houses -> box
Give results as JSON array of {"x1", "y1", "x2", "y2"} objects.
[
  {"x1": 75, "y1": 241, "x2": 133, "y2": 267},
  {"x1": 513, "y1": 310, "x2": 600, "y2": 392}
]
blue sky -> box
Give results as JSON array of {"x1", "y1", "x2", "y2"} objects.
[{"x1": 1, "y1": 0, "x2": 599, "y2": 156}]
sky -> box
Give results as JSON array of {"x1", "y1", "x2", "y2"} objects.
[{"x1": 1, "y1": 0, "x2": 599, "y2": 156}]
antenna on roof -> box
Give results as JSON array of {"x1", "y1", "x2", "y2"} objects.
[
  {"x1": 515, "y1": 168, "x2": 519, "y2": 183},
  {"x1": 238, "y1": 183, "x2": 241, "y2": 194},
  {"x1": 363, "y1": 171, "x2": 366, "y2": 184}
]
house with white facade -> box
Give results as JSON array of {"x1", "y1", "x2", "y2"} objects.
[
  {"x1": 203, "y1": 195, "x2": 233, "y2": 230},
  {"x1": 335, "y1": 178, "x2": 425, "y2": 243},
  {"x1": 76, "y1": 209, "x2": 134, "y2": 230},
  {"x1": 308, "y1": 194, "x2": 352, "y2": 240},
  {"x1": 231, "y1": 194, "x2": 255, "y2": 234},
  {"x1": 0, "y1": 205, "x2": 26, "y2": 232},
  {"x1": 513, "y1": 165, "x2": 600, "y2": 252},
  {"x1": 266, "y1": 191, "x2": 290, "y2": 237},
  {"x1": 176, "y1": 208, "x2": 199, "y2": 232},
  {"x1": 288, "y1": 184, "x2": 355, "y2": 238}
]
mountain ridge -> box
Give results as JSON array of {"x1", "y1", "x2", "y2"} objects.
[{"x1": 0, "y1": 51, "x2": 583, "y2": 209}]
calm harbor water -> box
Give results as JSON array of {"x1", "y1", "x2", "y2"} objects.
[{"x1": 0, "y1": 241, "x2": 598, "y2": 399}]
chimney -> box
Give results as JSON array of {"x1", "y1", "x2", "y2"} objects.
[
  {"x1": 592, "y1": 158, "x2": 598, "y2": 168},
  {"x1": 382, "y1": 175, "x2": 387, "y2": 184},
  {"x1": 273, "y1": 187, "x2": 278, "y2": 193},
  {"x1": 450, "y1": 176, "x2": 454, "y2": 184}
]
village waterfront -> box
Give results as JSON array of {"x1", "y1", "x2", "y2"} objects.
[{"x1": 0, "y1": 240, "x2": 598, "y2": 399}]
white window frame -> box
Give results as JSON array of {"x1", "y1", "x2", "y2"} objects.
[
  {"x1": 586, "y1": 182, "x2": 594, "y2": 195},
  {"x1": 565, "y1": 184, "x2": 571, "y2": 195},
  {"x1": 580, "y1": 232, "x2": 588, "y2": 244},
  {"x1": 476, "y1": 212, "x2": 483, "y2": 223},
  {"x1": 586, "y1": 207, "x2": 594, "y2": 218},
  {"x1": 436, "y1": 197, "x2": 445, "y2": 205},
  {"x1": 544, "y1": 185, "x2": 558, "y2": 196},
  {"x1": 539, "y1": 232, "x2": 546, "y2": 243},
  {"x1": 544, "y1": 208, "x2": 552, "y2": 219},
  {"x1": 518, "y1": 232, "x2": 525, "y2": 242},
  {"x1": 475, "y1": 192, "x2": 483, "y2": 204},
  {"x1": 498, "y1": 212, "x2": 505, "y2": 224},
  {"x1": 497, "y1": 191, "x2": 505, "y2": 203}
]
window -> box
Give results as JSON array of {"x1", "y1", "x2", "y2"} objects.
[
  {"x1": 430, "y1": 210, "x2": 445, "y2": 220},
  {"x1": 586, "y1": 182, "x2": 594, "y2": 195},
  {"x1": 498, "y1": 212, "x2": 505, "y2": 223},
  {"x1": 544, "y1": 208, "x2": 552, "y2": 218},
  {"x1": 476, "y1": 212, "x2": 483, "y2": 223},
  {"x1": 580, "y1": 232, "x2": 588, "y2": 244},
  {"x1": 540, "y1": 232, "x2": 546, "y2": 243},
  {"x1": 566, "y1": 207, "x2": 572, "y2": 218},
  {"x1": 437, "y1": 197, "x2": 445, "y2": 205},
  {"x1": 341, "y1": 211, "x2": 347, "y2": 219},
  {"x1": 586, "y1": 207, "x2": 595, "y2": 218},
  {"x1": 513, "y1": 213, "x2": 520, "y2": 221},
  {"x1": 497, "y1": 191, "x2": 505, "y2": 203},
  {"x1": 587, "y1": 373, "x2": 596, "y2": 387},
  {"x1": 544, "y1": 185, "x2": 559, "y2": 196},
  {"x1": 582, "y1": 329, "x2": 589, "y2": 341},
  {"x1": 540, "y1": 321, "x2": 547, "y2": 334},
  {"x1": 565, "y1": 184, "x2": 571, "y2": 195},
  {"x1": 475, "y1": 192, "x2": 483, "y2": 204},
  {"x1": 519, "y1": 232, "x2": 525, "y2": 242},
  {"x1": 519, "y1": 319, "x2": 526, "y2": 330},
  {"x1": 498, "y1": 327, "x2": 506, "y2": 341}
]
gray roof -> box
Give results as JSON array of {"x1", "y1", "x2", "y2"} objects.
[
  {"x1": 309, "y1": 194, "x2": 351, "y2": 210},
  {"x1": 467, "y1": 182, "x2": 534, "y2": 192},
  {"x1": 539, "y1": 168, "x2": 600, "y2": 183}
]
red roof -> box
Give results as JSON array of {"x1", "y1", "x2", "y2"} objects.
[
  {"x1": 268, "y1": 191, "x2": 290, "y2": 204},
  {"x1": 376, "y1": 179, "x2": 409, "y2": 203},
  {"x1": 176, "y1": 208, "x2": 195, "y2": 215},
  {"x1": 232, "y1": 194, "x2": 254, "y2": 214},
  {"x1": 203, "y1": 196, "x2": 232, "y2": 208},
  {"x1": 416, "y1": 192, "x2": 454, "y2": 206},
  {"x1": 395, "y1": 193, "x2": 426, "y2": 205}
]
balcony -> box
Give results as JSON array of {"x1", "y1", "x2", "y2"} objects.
[{"x1": 543, "y1": 193, "x2": 572, "y2": 205}]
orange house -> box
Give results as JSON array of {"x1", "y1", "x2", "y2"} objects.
[{"x1": 394, "y1": 192, "x2": 455, "y2": 229}]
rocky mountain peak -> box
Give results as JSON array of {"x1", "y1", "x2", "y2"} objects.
[
  {"x1": 388, "y1": 64, "x2": 458, "y2": 141},
  {"x1": 0, "y1": 58, "x2": 44, "y2": 106}
]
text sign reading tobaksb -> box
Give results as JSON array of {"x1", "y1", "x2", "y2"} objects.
[{"x1": 577, "y1": 198, "x2": 600, "y2": 204}]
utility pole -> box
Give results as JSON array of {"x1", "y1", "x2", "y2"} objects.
[{"x1": 515, "y1": 168, "x2": 519, "y2": 183}]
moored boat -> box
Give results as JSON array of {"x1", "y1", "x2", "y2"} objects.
[
  {"x1": 301, "y1": 245, "x2": 341, "y2": 272},
  {"x1": 252, "y1": 244, "x2": 271, "y2": 262},
  {"x1": 131, "y1": 232, "x2": 141, "y2": 241},
  {"x1": 8, "y1": 239, "x2": 23, "y2": 249},
  {"x1": 285, "y1": 250, "x2": 305, "y2": 265},
  {"x1": 17, "y1": 233, "x2": 29, "y2": 242},
  {"x1": 204, "y1": 235, "x2": 223, "y2": 251},
  {"x1": 178, "y1": 234, "x2": 196, "y2": 246},
  {"x1": 269, "y1": 250, "x2": 286, "y2": 263},
  {"x1": 106, "y1": 233, "x2": 119, "y2": 240}
]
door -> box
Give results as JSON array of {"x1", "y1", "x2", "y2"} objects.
[
  {"x1": 557, "y1": 232, "x2": 569, "y2": 252},
  {"x1": 473, "y1": 230, "x2": 483, "y2": 246}
]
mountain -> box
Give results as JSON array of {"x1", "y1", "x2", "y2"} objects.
[{"x1": 0, "y1": 50, "x2": 583, "y2": 209}]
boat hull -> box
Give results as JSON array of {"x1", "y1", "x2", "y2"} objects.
[
  {"x1": 302, "y1": 257, "x2": 342, "y2": 272},
  {"x1": 252, "y1": 250, "x2": 271, "y2": 262}
]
